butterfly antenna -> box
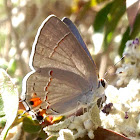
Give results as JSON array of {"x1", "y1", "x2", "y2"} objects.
[{"x1": 104, "y1": 55, "x2": 125, "y2": 78}]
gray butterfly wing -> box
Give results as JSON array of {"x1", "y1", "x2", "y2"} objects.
[
  {"x1": 24, "y1": 68, "x2": 93, "y2": 115},
  {"x1": 21, "y1": 15, "x2": 98, "y2": 115},
  {"x1": 62, "y1": 17, "x2": 94, "y2": 63}
]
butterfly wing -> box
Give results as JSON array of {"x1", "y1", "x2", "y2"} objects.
[
  {"x1": 21, "y1": 15, "x2": 98, "y2": 116},
  {"x1": 62, "y1": 17, "x2": 94, "y2": 63}
]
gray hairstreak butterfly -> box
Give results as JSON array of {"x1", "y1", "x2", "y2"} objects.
[{"x1": 21, "y1": 15, "x2": 107, "y2": 121}]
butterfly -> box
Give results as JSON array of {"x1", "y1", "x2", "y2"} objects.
[{"x1": 21, "y1": 15, "x2": 107, "y2": 121}]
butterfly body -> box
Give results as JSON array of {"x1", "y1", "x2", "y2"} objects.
[{"x1": 21, "y1": 15, "x2": 106, "y2": 120}]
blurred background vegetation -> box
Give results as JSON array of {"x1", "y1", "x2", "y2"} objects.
[{"x1": 0, "y1": 0, "x2": 140, "y2": 92}]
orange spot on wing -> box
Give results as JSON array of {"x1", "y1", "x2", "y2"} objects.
[
  {"x1": 30, "y1": 97, "x2": 42, "y2": 107},
  {"x1": 38, "y1": 109, "x2": 46, "y2": 116},
  {"x1": 31, "y1": 93, "x2": 37, "y2": 98},
  {"x1": 36, "y1": 109, "x2": 47, "y2": 121}
]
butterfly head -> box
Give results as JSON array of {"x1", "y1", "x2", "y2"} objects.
[
  {"x1": 94, "y1": 78, "x2": 107, "y2": 99},
  {"x1": 98, "y1": 78, "x2": 107, "y2": 89}
]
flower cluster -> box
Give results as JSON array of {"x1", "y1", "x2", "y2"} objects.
[
  {"x1": 116, "y1": 38, "x2": 140, "y2": 86},
  {"x1": 43, "y1": 104, "x2": 101, "y2": 139},
  {"x1": 43, "y1": 38, "x2": 140, "y2": 139},
  {"x1": 101, "y1": 38, "x2": 140, "y2": 139}
]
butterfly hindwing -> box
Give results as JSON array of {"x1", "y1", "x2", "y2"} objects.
[{"x1": 25, "y1": 67, "x2": 92, "y2": 115}]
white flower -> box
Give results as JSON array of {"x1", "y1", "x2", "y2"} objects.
[
  {"x1": 43, "y1": 104, "x2": 101, "y2": 139},
  {"x1": 101, "y1": 79, "x2": 140, "y2": 138},
  {"x1": 116, "y1": 38, "x2": 140, "y2": 86}
]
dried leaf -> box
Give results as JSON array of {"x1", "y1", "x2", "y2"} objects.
[{"x1": 126, "y1": 0, "x2": 140, "y2": 33}]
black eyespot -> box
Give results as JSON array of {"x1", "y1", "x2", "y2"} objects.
[
  {"x1": 36, "y1": 115, "x2": 43, "y2": 121},
  {"x1": 29, "y1": 101, "x2": 34, "y2": 105},
  {"x1": 101, "y1": 79, "x2": 105, "y2": 88}
]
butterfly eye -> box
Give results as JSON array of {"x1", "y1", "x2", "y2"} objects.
[
  {"x1": 98, "y1": 78, "x2": 107, "y2": 89},
  {"x1": 101, "y1": 79, "x2": 106, "y2": 88}
]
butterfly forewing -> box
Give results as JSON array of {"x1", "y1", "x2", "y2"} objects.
[
  {"x1": 62, "y1": 17, "x2": 94, "y2": 63},
  {"x1": 31, "y1": 16, "x2": 98, "y2": 83},
  {"x1": 22, "y1": 15, "x2": 98, "y2": 116}
]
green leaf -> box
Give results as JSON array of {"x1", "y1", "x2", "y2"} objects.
[
  {"x1": 91, "y1": 0, "x2": 109, "y2": 6},
  {"x1": 130, "y1": 13, "x2": 140, "y2": 38},
  {"x1": 0, "y1": 69, "x2": 19, "y2": 140},
  {"x1": 0, "y1": 117, "x2": 6, "y2": 128},
  {"x1": 118, "y1": 27, "x2": 130, "y2": 56},
  {"x1": 93, "y1": 1, "x2": 113, "y2": 32},
  {"x1": 47, "y1": 136, "x2": 57, "y2": 140},
  {"x1": 93, "y1": 1, "x2": 113, "y2": 53},
  {"x1": 8, "y1": 59, "x2": 17, "y2": 75},
  {"x1": 23, "y1": 117, "x2": 42, "y2": 133},
  {"x1": 0, "y1": 94, "x2": 5, "y2": 117},
  {"x1": 118, "y1": 13, "x2": 140, "y2": 56},
  {"x1": 104, "y1": 0, "x2": 126, "y2": 50},
  {"x1": 0, "y1": 94, "x2": 6, "y2": 128},
  {"x1": 38, "y1": 129, "x2": 48, "y2": 139}
]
